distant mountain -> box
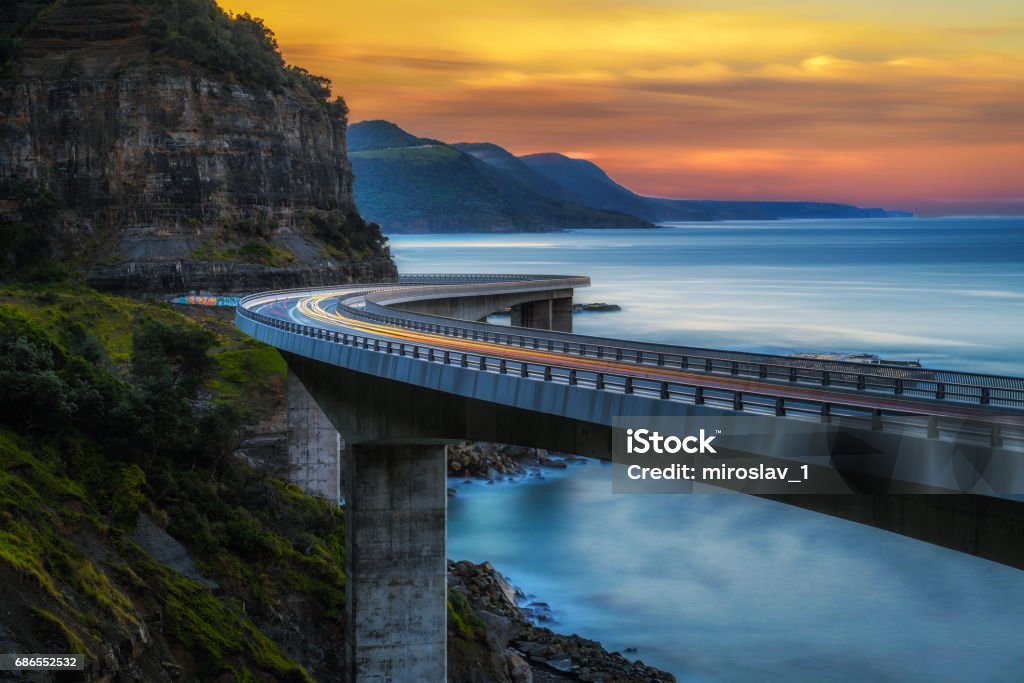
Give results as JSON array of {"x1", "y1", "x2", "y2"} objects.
[
  {"x1": 518, "y1": 154, "x2": 654, "y2": 218},
  {"x1": 453, "y1": 143, "x2": 581, "y2": 205},
  {"x1": 347, "y1": 119, "x2": 441, "y2": 152},
  {"x1": 347, "y1": 121, "x2": 912, "y2": 232},
  {"x1": 521, "y1": 153, "x2": 911, "y2": 222},
  {"x1": 348, "y1": 122, "x2": 652, "y2": 233}
]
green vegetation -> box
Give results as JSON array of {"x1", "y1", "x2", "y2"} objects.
[
  {"x1": 0, "y1": 0, "x2": 54, "y2": 73},
  {"x1": 305, "y1": 208, "x2": 390, "y2": 261},
  {"x1": 0, "y1": 287, "x2": 344, "y2": 678},
  {"x1": 347, "y1": 121, "x2": 651, "y2": 233},
  {"x1": 137, "y1": 0, "x2": 332, "y2": 101},
  {"x1": 346, "y1": 119, "x2": 440, "y2": 153},
  {"x1": 0, "y1": 180, "x2": 67, "y2": 283},
  {"x1": 192, "y1": 240, "x2": 298, "y2": 267}
]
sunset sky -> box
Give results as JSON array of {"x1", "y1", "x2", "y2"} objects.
[{"x1": 220, "y1": 0, "x2": 1024, "y2": 215}]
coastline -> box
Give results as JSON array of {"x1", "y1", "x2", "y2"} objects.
[{"x1": 447, "y1": 443, "x2": 676, "y2": 682}]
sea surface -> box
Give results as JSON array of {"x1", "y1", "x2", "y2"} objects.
[
  {"x1": 389, "y1": 218, "x2": 1024, "y2": 682},
  {"x1": 390, "y1": 217, "x2": 1024, "y2": 375}
]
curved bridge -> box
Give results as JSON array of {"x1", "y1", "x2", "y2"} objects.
[{"x1": 236, "y1": 275, "x2": 1024, "y2": 682}]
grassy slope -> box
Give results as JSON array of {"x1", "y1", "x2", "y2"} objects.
[
  {"x1": 0, "y1": 285, "x2": 495, "y2": 680},
  {"x1": 0, "y1": 286, "x2": 338, "y2": 681}
]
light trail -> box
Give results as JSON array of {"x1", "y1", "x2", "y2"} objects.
[{"x1": 274, "y1": 290, "x2": 1024, "y2": 427}]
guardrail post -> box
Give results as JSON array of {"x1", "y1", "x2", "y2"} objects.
[
  {"x1": 935, "y1": 383, "x2": 945, "y2": 400},
  {"x1": 894, "y1": 378, "x2": 903, "y2": 394},
  {"x1": 520, "y1": 363, "x2": 529, "y2": 378},
  {"x1": 544, "y1": 367, "x2": 552, "y2": 381},
  {"x1": 694, "y1": 387, "x2": 705, "y2": 405},
  {"x1": 548, "y1": 340, "x2": 554, "y2": 351},
  {"x1": 624, "y1": 377, "x2": 633, "y2": 394},
  {"x1": 759, "y1": 364, "x2": 767, "y2": 379},
  {"x1": 857, "y1": 375, "x2": 866, "y2": 390},
  {"x1": 615, "y1": 348, "x2": 622, "y2": 361},
  {"x1": 500, "y1": 359, "x2": 508, "y2": 374},
  {"x1": 533, "y1": 338, "x2": 539, "y2": 349},
  {"x1": 460, "y1": 354, "x2": 468, "y2": 368},
  {"x1": 733, "y1": 392, "x2": 743, "y2": 411},
  {"x1": 680, "y1": 355, "x2": 688, "y2": 370},
  {"x1": 820, "y1": 403, "x2": 831, "y2": 422},
  {"x1": 789, "y1": 368, "x2": 797, "y2": 382},
  {"x1": 596, "y1": 373, "x2": 605, "y2": 390},
  {"x1": 660, "y1": 382, "x2": 669, "y2": 399},
  {"x1": 427, "y1": 348, "x2": 434, "y2": 362},
  {"x1": 412, "y1": 346, "x2": 420, "y2": 359},
  {"x1": 443, "y1": 350, "x2": 450, "y2": 364},
  {"x1": 705, "y1": 359, "x2": 713, "y2": 373},
  {"x1": 730, "y1": 361, "x2": 739, "y2": 375},
  {"x1": 598, "y1": 347, "x2": 604, "y2": 359},
  {"x1": 822, "y1": 371, "x2": 831, "y2": 387},
  {"x1": 563, "y1": 342, "x2": 570, "y2": 354},
  {"x1": 399, "y1": 344, "x2": 406, "y2": 357},
  {"x1": 981, "y1": 387, "x2": 991, "y2": 405},
  {"x1": 479, "y1": 357, "x2": 487, "y2": 371},
  {"x1": 657, "y1": 353, "x2": 664, "y2": 367},
  {"x1": 386, "y1": 341, "x2": 393, "y2": 354}
]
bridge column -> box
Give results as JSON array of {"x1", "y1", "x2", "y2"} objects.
[
  {"x1": 552, "y1": 296, "x2": 573, "y2": 333},
  {"x1": 344, "y1": 443, "x2": 447, "y2": 682},
  {"x1": 510, "y1": 295, "x2": 573, "y2": 332},
  {"x1": 287, "y1": 370, "x2": 342, "y2": 503}
]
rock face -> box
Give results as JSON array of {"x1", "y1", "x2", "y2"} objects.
[
  {"x1": 0, "y1": 0, "x2": 396, "y2": 291},
  {"x1": 449, "y1": 560, "x2": 677, "y2": 683}
]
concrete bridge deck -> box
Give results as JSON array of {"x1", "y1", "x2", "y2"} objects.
[{"x1": 236, "y1": 274, "x2": 1024, "y2": 682}]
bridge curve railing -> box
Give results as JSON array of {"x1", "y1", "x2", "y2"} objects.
[
  {"x1": 328, "y1": 287, "x2": 1024, "y2": 411},
  {"x1": 237, "y1": 283, "x2": 1024, "y2": 451}
]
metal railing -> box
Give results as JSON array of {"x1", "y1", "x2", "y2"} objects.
[
  {"x1": 236, "y1": 296, "x2": 1024, "y2": 450},
  {"x1": 331, "y1": 289, "x2": 1024, "y2": 410}
]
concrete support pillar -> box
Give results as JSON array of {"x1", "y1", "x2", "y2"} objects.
[
  {"x1": 511, "y1": 297, "x2": 573, "y2": 332},
  {"x1": 552, "y1": 296, "x2": 573, "y2": 333},
  {"x1": 287, "y1": 370, "x2": 343, "y2": 503},
  {"x1": 344, "y1": 443, "x2": 447, "y2": 682}
]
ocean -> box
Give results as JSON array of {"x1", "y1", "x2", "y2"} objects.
[
  {"x1": 390, "y1": 217, "x2": 1024, "y2": 375},
  {"x1": 388, "y1": 217, "x2": 1024, "y2": 682}
]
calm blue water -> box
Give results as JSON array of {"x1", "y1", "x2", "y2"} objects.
[
  {"x1": 390, "y1": 217, "x2": 1024, "y2": 375},
  {"x1": 389, "y1": 218, "x2": 1024, "y2": 682}
]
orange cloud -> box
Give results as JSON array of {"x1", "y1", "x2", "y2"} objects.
[{"x1": 219, "y1": 0, "x2": 1024, "y2": 214}]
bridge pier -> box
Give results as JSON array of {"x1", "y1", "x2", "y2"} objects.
[
  {"x1": 286, "y1": 371, "x2": 342, "y2": 503},
  {"x1": 344, "y1": 443, "x2": 448, "y2": 682},
  {"x1": 511, "y1": 296, "x2": 573, "y2": 332}
]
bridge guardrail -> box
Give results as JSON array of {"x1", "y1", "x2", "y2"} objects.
[
  {"x1": 332, "y1": 290, "x2": 1024, "y2": 411},
  {"x1": 236, "y1": 300, "x2": 1023, "y2": 450}
]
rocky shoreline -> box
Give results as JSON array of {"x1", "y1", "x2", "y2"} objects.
[
  {"x1": 448, "y1": 441, "x2": 572, "y2": 481},
  {"x1": 449, "y1": 559, "x2": 675, "y2": 683},
  {"x1": 447, "y1": 443, "x2": 676, "y2": 683}
]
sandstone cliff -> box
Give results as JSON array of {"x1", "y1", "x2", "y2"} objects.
[{"x1": 0, "y1": 0, "x2": 396, "y2": 292}]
